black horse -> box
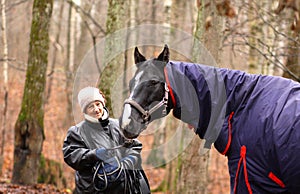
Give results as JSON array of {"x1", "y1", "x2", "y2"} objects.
[
  {"x1": 120, "y1": 45, "x2": 300, "y2": 193},
  {"x1": 120, "y1": 45, "x2": 172, "y2": 139}
]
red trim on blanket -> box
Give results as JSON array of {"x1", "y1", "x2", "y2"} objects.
[
  {"x1": 234, "y1": 146, "x2": 253, "y2": 194},
  {"x1": 268, "y1": 172, "x2": 286, "y2": 188},
  {"x1": 221, "y1": 112, "x2": 234, "y2": 155},
  {"x1": 164, "y1": 67, "x2": 176, "y2": 107}
]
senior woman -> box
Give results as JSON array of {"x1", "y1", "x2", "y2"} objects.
[{"x1": 62, "y1": 86, "x2": 150, "y2": 194}]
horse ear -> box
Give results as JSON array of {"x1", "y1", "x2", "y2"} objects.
[
  {"x1": 134, "y1": 47, "x2": 146, "y2": 65},
  {"x1": 157, "y1": 44, "x2": 169, "y2": 63}
]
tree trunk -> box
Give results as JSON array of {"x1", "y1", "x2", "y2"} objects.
[
  {"x1": 247, "y1": 0, "x2": 261, "y2": 74},
  {"x1": 145, "y1": 0, "x2": 170, "y2": 167},
  {"x1": 163, "y1": 116, "x2": 179, "y2": 192},
  {"x1": 46, "y1": 0, "x2": 65, "y2": 103},
  {"x1": 98, "y1": 0, "x2": 129, "y2": 116},
  {"x1": 283, "y1": 1, "x2": 300, "y2": 80},
  {"x1": 12, "y1": 0, "x2": 53, "y2": 184},
  {"x1": 161, "y1": 1, "x2": 216, "y2": 193},
  {"x1": 123, "y1": 0, "x2": 138, "y2": 99},
  {"x1": 170, "y1": 0, "x2": 187, "y2": 29},
  {"x1": 74, "y1": 0, "x2": 93, "y2": 71},
  {"x1": 64, "y1": 1, "x2": 77, "y2": 126},
  {"x1": 0, "y1": 0, "x2": 8, "y2": 176},
  {"x1": 283, "y1": 37, "x2": 300, "y2": 80},
  {"x1": 186, "y1": 1, "x2": 223, "y2": 193}
]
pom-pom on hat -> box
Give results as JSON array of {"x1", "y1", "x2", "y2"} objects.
[{"x1": 78, "y1": 87, "x2": 105, "y2": 112}]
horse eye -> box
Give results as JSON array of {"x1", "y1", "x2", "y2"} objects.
[{"x1": 150, "y1": 80, "x2": 159, "y2": 85}]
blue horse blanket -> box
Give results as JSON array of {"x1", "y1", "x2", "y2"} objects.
[{"x1": 165, "y1": 61, "x2": 300, "y2": 194}]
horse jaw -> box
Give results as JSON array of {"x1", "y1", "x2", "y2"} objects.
[{"x1": 120, "y1": 103, "x2": 144, "y2": 139}]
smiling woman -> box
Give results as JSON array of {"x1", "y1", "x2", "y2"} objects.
[{"x1": 62, "y1": 86, "x2": 150, "y2": 194}]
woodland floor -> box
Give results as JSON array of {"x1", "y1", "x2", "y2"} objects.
[
  {"x1": 0, "y1": 168, "x2": 165, "y2": 194},
  {"x1": 0, "y1": 182, "x2": 70, "y2": 194}
]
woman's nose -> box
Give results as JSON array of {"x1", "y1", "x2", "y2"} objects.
[{"x1": 94, "y1": 106, "x2": 100, "y2": 112}]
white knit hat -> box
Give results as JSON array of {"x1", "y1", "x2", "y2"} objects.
[{"x1": 77, "y1": 87, "x2": 105, "y2": 112}]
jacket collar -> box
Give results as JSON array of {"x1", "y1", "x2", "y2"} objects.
[{"x1": 84, "y1": 114, "x2": 99, "y2": 123}]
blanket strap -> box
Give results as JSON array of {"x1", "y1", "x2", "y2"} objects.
[
  {"x1": 234, "y1": 146, "x2": 253, "y2": 194},
  {"x1": 221, "y1": 111, "x2": 234, "y2": 155},
  {"x1": 164, "y1": 67, "x2": 176, "y2": 107},
  {"x1": 268, "y1": 172, "x2": 286, "y2": 188}
]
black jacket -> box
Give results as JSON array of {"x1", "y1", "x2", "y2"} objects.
[{"x1": 62, "y1": 117, "x2": 150, "y2": 193}]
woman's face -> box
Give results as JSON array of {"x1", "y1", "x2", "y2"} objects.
[{"x1": 85, "y1": 100, "x2": 104, "y2": 119}]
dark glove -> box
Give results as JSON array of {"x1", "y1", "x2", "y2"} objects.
[
  {"x1": 132, "y1": 139, "x2": 142, "y2": 152},
  {"x1": 124, "y1": 139, "x2": 143, "y2": 153},
  {"x1": 95, "y1": 148, "x2": 109, "y2": 161}
]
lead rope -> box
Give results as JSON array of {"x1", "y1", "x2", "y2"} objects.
[
  {"x1": 93, "y1": 162, "x2": 108, "y2": 191},
  {"x1": 93, "y1": 126, "x2": 133, "y2": 192}
]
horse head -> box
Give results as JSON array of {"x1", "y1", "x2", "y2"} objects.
[{"x1": 120, "y1": 45, "x2": 173, "y2": 139}]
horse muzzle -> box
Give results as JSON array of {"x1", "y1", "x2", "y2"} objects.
[
  {"x1": 122, "y1": 128, "x2": 139, "y2": 139},
  {"x1": 119, "y1": 116, "x2": 146, "y2": 139}
]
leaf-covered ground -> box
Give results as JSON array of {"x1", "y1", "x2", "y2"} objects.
[{"x1": 0, "y1": 182, "x2": 71, "y2": 194}]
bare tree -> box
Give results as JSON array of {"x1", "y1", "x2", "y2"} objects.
[
  {"x1": 281, "y1": 0, "x2": 300, "y2": 80},
  {"x1": 98, "y1": 0, "x2": 129, "y2": 116},
  {"x1": 247, "y1": 0, "x2": 261, "y2": 74},
  {"x1": 12, "y1": 0, "x2": 53, "y2": 184},
  {"x1": 64, "y1": 0, "x2": 77, "y2": 126},
  {"x1": 74, "y1": 0, "x2": 94, "y2": 70},
  {"x1": 123, "y1": 0, "x2": 138, "y2": 100},
  {"x1": 46, "y1": 1, "x2": 65, "y2": 103},
  {"x1": 0, "y1": 0, "x2": 8, "y2": 176},
  {"x1": 222, "y1": 0, "x2": 300, "y2": 81},
  {"x1": 179, "y1": 0, "x2": 224, "y2": 192},
  {"x1": 160, "y1": 0, "x2": 224, "y2": 193},
  {"x1": 145, "y1": 0, "x2": 170, "y2": 170}
]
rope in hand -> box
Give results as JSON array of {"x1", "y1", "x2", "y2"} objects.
[{"x1": 105, "y1": 139, "x2": 134, "y2": 151}]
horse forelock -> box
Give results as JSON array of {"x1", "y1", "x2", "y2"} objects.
[{"x1": 138, "y1": 59, "x2": 165, "y2": 80}]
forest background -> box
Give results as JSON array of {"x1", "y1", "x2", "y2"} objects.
[{"x1": 0, "y1": 0, "x2": 300, "y2": 193}]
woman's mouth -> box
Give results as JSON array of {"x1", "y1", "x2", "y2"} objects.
[{"x1": 96, "y1": 112, "x2": 102, "y2": 117}]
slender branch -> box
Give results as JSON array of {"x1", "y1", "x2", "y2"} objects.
[
  {"x1": 64, "y1": 0, "x2": 106, "y2": 34},
  {"x1": 6, "y1": 0, "x2": 28, "y2": 11},
  {"x1": 221, "y1": 1, "x2": 300, "y2": 81},
  {"x1": 244, "y1": 36, "x2": 300, "y2": 81},
  {"x1": 92, "y1": 36, "x2": 101, "y2": 74}
]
